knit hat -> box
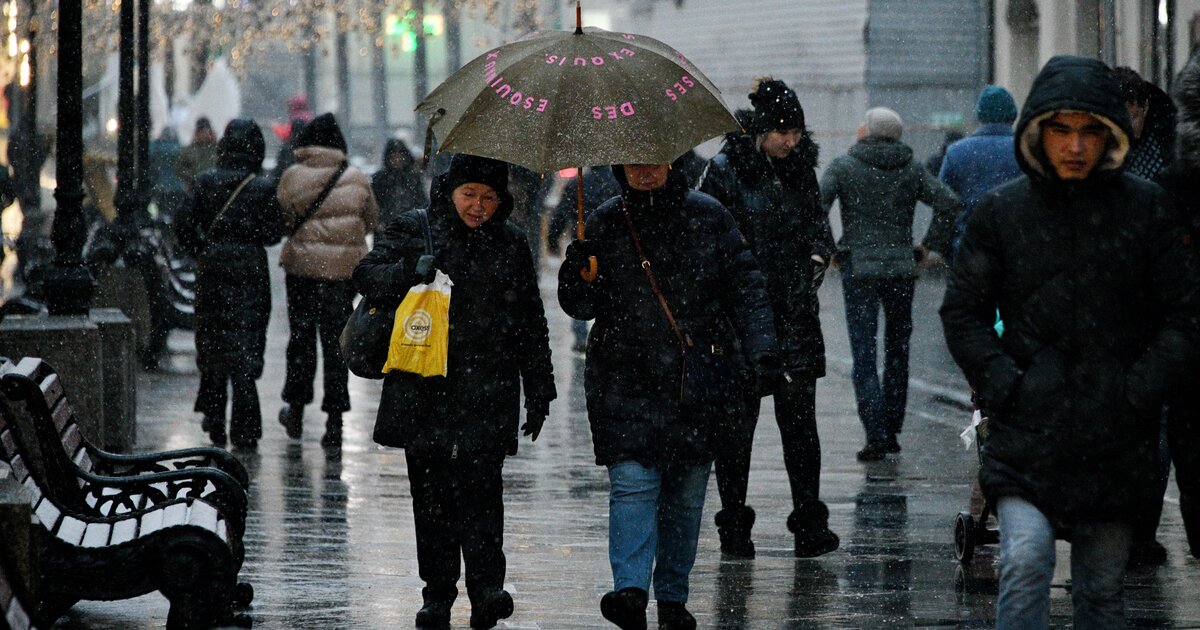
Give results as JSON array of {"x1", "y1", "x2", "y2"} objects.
[
  {"x1": 749, "y1": 78, "x2": 805, "y2": 132},
  {"x1": 444, "y1": 153, "x2": 509, "y2": 196},
  {"x1": 864, "y1": 107, "x2": 903, "y2": 140},
  {"x1": 295, "y1": 112, "x2": 348, "y2": 153},
  {"x1": 976, "y1": 85, "x2": 1018, "y2": 123}
]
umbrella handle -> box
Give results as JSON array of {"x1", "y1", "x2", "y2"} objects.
[{"x1": 575, "y1": 167, "x2": 599, "y2": 281}]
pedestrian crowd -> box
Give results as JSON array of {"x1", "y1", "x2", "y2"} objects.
[{"x1": 159, "y1": 53, "x2": 1200, "y2": 630}]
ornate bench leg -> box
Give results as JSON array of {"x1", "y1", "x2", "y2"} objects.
[
  {"x1": 232, "y1": 581, "x2": 254, "y2": 609},
  {"x1": 157, "y1": 536, "x2": 237, "y2": 630}
]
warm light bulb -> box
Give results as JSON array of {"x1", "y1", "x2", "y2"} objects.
[{"x1": 106, "y1": 118, "x2": 118, "y2": 133}]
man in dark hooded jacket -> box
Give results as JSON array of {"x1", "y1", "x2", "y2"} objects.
[
  {"x1": 941, "y1": 56, "x2": 1200, "y2": 628},
  {"x1": 699, "y1": 77, "x2": 839, "y2": 559},
  {"x1": 821, "y1": 106, "x2": 959, "y2": 462}
]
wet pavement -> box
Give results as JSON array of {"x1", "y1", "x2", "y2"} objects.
[{"x1": 49, "y1": 251, "x2": 1200, "y2": 629}]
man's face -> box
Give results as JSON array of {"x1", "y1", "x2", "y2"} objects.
[
  {"x1": 1041, "y1": 112, "x2": 1109, "y2": 181},
  {"x1": 623, "y1": 164, "x2": 670, "y2": 191},
  {"x1": 761, "y1": 128, "x2": 802, "y2": 159},
  {"x1": 1125, "y1": 100, "x2": 1149, "y2": 139}
]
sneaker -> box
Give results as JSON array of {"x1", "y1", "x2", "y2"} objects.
[
  {"x1": 469, "y1": 589, "x2": 514, "y2": 629},
  {"x1": 856, "y1": 440, "x2": 889, "y2": 462},
  {"x1": 278, "y1": 404, "x2": 303, "y2": 439},
  {"x1": 601, "y1": 587, "x2": 648, "y2": 630},
  {"x1": 656, "y1": 601, "x2": 696, "y2": 630},
  {"x1": 885, "y1": 434, "x2": 901, "y2": 453}
]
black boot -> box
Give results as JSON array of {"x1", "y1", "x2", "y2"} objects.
[
  {"x1": 1182, "y1": 492, "x2": 1200, "y2": 559},
  {"x1": 600, "y1": 587, "x2": 647, "y2": 630},
  {"x1": 714, "y1": 506, "x2": 756, "y2": 558},
  {"x1": 201, "y1": 415, "x2": 226, "y2": 447},
  {"x1": 416, "y1": 585, "x2": 456, "y2": 630},
  {"x1": 788, "y1": 502, "x2": 840, "y2": 558},
  {"x1": 321, "y1": 412, "x2": 343, "y2": 449},
  {"x1": 469, "y1": 589, "x2": 513, "y2": 629},
  {"x1": 278, "y1": 403, "x2": 303, "y2": 439},
  {"x1": 656, "y1": 601, "x2": 696, "y2": 630}
]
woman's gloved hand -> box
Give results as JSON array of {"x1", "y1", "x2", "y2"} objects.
[
  {"x1": 522, "y1": 401, "x2": 550, "y2": 441},
  {"x1": 414, "y1": 253, "x2": 437, "y2": 284}
]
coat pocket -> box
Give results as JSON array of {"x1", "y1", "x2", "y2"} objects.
[{"x1": 1006, "y1": 347, "x2": 1067, "y2": 430}]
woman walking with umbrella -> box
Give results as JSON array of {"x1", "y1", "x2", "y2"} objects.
[{"x1": 559, "y1": 159, "x2": 777, "y2": 629}]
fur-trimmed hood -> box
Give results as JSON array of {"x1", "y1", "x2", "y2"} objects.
[{"x1": 1015, "y1": 56, "x2": 1133, "y2": 181}]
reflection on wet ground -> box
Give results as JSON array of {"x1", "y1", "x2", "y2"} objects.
[{"x1": 49, "y1": 265, "x2": 1200, "y2": 628}]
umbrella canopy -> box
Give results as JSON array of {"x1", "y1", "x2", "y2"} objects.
[{"x1": 416, "y1": 26, "x2": 739, "y2": 172}]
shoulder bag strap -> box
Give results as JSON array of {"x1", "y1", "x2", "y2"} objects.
[
  {"x1": 290, "y1": 161, "x2": 349, "y2": 235},
  {"x1": 417, "y1": 207, "x2": 434, "y2": 255},
  {"x1": 621, "y1": 201, "x2": 691, "y2": 353},
  {"x1": 208, "y1": 174, "x2": 256, "y2": 234}
]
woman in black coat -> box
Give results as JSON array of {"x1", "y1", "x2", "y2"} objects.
[
  {"x1": 370, "y1": 138, "x2": 428, "y2": 233},
  {"x1": 178, "y1": 118, "x2": 282, "y2": 448},
  {"x1": 353, "y1": 154, "x2": 555, "y2": 630},
  {"x1": 558, "y1": 162, "x2": 777, "y2": 630}
]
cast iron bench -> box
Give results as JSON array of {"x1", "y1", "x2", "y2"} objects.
[
  {"x1": 0, "y1": 357, "x2": 249, "y2": 522},
  {"x1": 0, "y1": 366, "x2": 253, "y2": 628}
]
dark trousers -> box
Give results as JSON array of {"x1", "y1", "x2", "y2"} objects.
[
  {"x1": 1142, "y1": 391, "x2": 1200, "y2": 547},
  {"x1": 715, "y1": 376, "x2": 822, "y2": 512},
  {"x1": 842, "y1": 274, "x2": 915, "y2": 443},
  {"x1": 406, "y1": 451, "x2": 506, "y2": 606},
  {"x1": 195, "y1": 370, "x2": 261, "y2": 442},
  {"x1": 283, "y1": 275, "x2": 353, "y2": 413}
]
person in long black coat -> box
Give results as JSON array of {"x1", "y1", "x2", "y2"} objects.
[
  {"x1": 941, "y1": 56, "x2": 1200, "y2": 628},
  {"x1": 370, "y1": 138, "x2": 428, "y2": 233},
  {"x1": 178, "y1": 119, "x2": 282, "y2": 448},
  {"x1": 559, "y1": 161, "x2": 777, "y2": 630},
  {"x1": 700, "y1": 78, "x2": 839, "y2": 559},
  {"x1": 353, "y1": 154, "x2": 556, "y2": 630}
]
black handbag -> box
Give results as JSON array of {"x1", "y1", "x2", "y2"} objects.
[{"x1": 340, "y1": 208, "x2": 433, "y2": 379}]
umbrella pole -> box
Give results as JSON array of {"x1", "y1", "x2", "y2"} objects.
[{"x1": 576, "y1": 167, "x2": 599, "y2": 281}]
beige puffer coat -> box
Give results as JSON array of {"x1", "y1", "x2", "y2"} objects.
[{"x1": 278, "y1": 146, "x2": 379, "y2": 280}]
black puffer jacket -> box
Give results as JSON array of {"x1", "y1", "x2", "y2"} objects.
[
  {"x1": 178, "y1": 119, "x2": 282, "y2": 377},
  {"x1": 353, "y1": 176, "x2": 556, "y2": 458},
  {"x1": 701, "y1": 110, "x2": 834, "y2": 376},
  {"x1": 559, "y1": 166, "x2": 778, "y2": 466},
  {"x1": 941, "y1": 56, "x2": 1200, "y2": 524}
]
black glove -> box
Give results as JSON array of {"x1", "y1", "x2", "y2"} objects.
[
  {"x1": 752, "y1": 353, "x2": 782, "y2": 398},
  {"x1": 564, "y1": 240, "x2": 599, "y2": 271},
  {"x1": 414, "y1": 253, "x2": 437, "y2": 284},
  {"x1": 522, "y1": 404, "x2": 548, "y2": 441}
]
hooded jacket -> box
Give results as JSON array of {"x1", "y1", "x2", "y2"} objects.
[
  {"x1": 353, "y1": 174, "x2": 556, "y2": 457},
  {"x1": 941, "y1": 56, "x2": 1200, "y2": 524},
  {"x1": 820, "y1": 137, "x2": 959, "y2": 279},
  {"x1": 178, "y1": 119, "x2": 282, "y2": 376},
  {"x1": 558, "y1": 165, "x2": 777, "y2": 466},
  {"x1": 700, "y1": 109, "x2": 833, "y2": 376},
  {"x1": 277, "y1": 146, "x2": 378, "y2": 280},
  {"x1": 371, "y1": 139, "x2": 428, "y2": 230}
]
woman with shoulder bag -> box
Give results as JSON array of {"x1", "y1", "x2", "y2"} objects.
[
  {"x1": 276, "y1": 113, "x2": 378, "y2": 448},
  {"x1": 177, "y1": 118, "x2": 282, "y2": 449},
  {"x1": 353, "y1": 154, "x2": 556, "y2": 630},
  {"x1": 558, "y1": 160, "x2": 778, "y2": 630}
]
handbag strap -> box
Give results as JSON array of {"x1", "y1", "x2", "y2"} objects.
[
  {"x1": 291, "y1": 161, "x2": 348, "y2": 235},
  {"x1": 417, "y1": 207, "x2": 434, "y2": 255},
  {"x1": 208, "y1": 174, "x2": 256, "y2": 234},
  {"x1": 621, "y1": 201, "x2": 691, "y2": 353}
]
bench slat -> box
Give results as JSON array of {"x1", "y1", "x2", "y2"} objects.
[
  {"x1": 81, "y1": 522, "x2": 112, "y2": 548},
  {"x1": 56, "y1": 515, "x2": 86, "y2": 546},
  {"x1": 187, "y1": 500, "x2": 219, "y2": 532},
  {"x1": 111, "y1": 518, "x2": 137, "y2": 545},
  {"x1": 161, "y1": 503, "x2": 188, "y2": 529},
  {"x1": 38, "y1": 372, "x2": 63, "y2": 411},
  {"x1": 50, "y1": 396, "x2": 73, "y2": 435},
  {"x1": 139, "y1": 508, "x2": 164, "y2": 537}
]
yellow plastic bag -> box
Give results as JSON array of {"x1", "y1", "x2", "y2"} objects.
[{"x1": 382, "y1": 270, "x2": 453, "y2": 377}]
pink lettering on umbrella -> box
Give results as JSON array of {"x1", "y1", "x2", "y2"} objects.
[
  {"x1": 481, "y1": 49, "x2": 549, "y2": 113},
  {"x1": 664, "y1": 75, "x2": 696, "y2": 102},
  {"x1": 591, "y1": 102, "x2": 637, "y2": 120},
  {"x1": 545, "y1": 49, "x2": 636, "y2": 67}
]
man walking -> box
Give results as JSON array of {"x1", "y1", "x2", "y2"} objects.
[
  {"x1": 941, "y1": 56, "x2": 1200, "y2": 628},
  {"x1": 939, "y1": 85, "x2": 1023, "y2": 257},
  {"x1": 699, "y1": 77, "x2": 839, "y2": 558},
  {"x1": 820, "y1": 107, "x2": 959, "y2": 461}
]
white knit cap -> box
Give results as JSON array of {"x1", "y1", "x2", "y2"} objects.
[{"x1": 864, "y1": 107, "x2": 904, "y2": 140}]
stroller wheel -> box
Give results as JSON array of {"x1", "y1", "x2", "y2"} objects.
[{"x1": 954, "y1": 511, "x2": 976, "y2": 565}]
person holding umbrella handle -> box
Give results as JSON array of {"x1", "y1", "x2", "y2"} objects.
[{"x1": 559, "y1": 158, "x2": 778, "y2": 630}]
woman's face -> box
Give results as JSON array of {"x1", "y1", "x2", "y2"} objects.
[
  {"x1": 623, "y1": 164, "x2": 670, "y2": 191},
  {"x1": 761, "y1": 128, "x2": 802, "y2": 158},
  {"x1": 452, "y1": 183, "x2": 500, "y2": 228}
]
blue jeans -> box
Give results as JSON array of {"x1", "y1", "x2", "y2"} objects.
[
  {"x1": 607, "y1": 461, "x2": 711, "y2": 603},
  {"x1": 996, "y1": 496, "x2": 1132, "y2": 629},
  {"x1": 842, "y1": 274, "x2": 915, "y2": 442}
]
